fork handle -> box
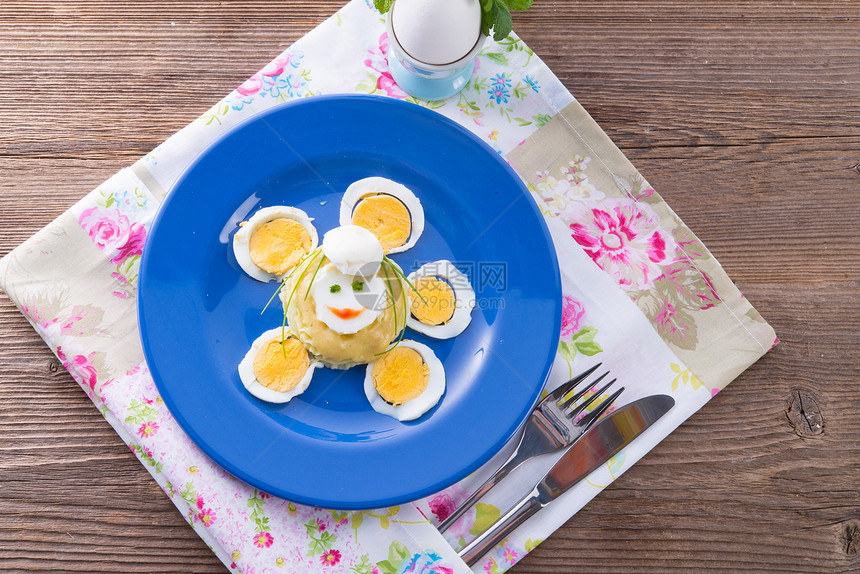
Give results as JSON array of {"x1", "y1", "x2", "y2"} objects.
[
  {"x1": 437, "y1": 445, "x2": 530, "y2": 534},
  {"x1": 458, "y1": 488, "x2": 542, "y2": 566}
]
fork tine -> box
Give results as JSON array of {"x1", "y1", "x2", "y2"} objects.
[
  {"x1": 546, "y1": 363, "x2": 601, "y2": 402},
  {"x1": 568, "y1": 378, "x2": 616, "y2": 418},
  {"x1": 576, "y1": 385, "x2": 624, "y2": 430},
  {"x1": 560, "y1": 371, "x2": 608, "y2": 410}
]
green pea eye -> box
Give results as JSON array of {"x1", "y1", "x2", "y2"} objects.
[
  {"x1": 330, "y1": 284, "x2": 341, "y2": 293},
  {"x1": 351, "y1": 281, "x2": 364, "y2": 292}
]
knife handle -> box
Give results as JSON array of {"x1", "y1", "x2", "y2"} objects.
[{"x1": 458, "y1": 487, "x2": 542, "y2": 567}]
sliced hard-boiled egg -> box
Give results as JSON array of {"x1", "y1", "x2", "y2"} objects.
[
  {"x1": 233, "y1": 206, "x2": 318, "y2": 282},
  {"x1": 406, "y1": 260, "x2": 475, "y2": 339},
  {"x1": 310, "y1": 263, "x2": 389, "y2": 335},
  {"x1": 321, "y1": 224, "x2": 383, "y2": 277},
  {"x1": 238, "y1": 328, "x2": 320, "y2": 403},
  {"x1": 340, "y1": 177, "x2": 425, "y2": 254},
  {"x1": 364, "y1": 340, "x2": 445, "y2": 421}
]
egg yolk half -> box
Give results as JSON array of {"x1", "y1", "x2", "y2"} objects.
[
  {"x1": 352, "y1": 194, "x2": 411, "y2": 252},
  {"x1": 410, "y1": 276, "x2": 456, "y2": 326},
  {"x1": 372, "y1": 347, "x2": 429, "y2": 405},
  {"x1": 252, "y1": 336, "x2": 309, "y2": 392},
  {"x1": 249, "y1": 218, "x2": 311, "y2": 275}
]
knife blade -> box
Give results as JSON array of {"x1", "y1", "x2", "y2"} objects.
[{"x1": 459, "y1": 394, "x2": 675, "y2": 566}]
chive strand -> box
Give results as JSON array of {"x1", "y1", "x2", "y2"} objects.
[{"x1": 304, "y1": 253, "x2": 326, "y2": 300}]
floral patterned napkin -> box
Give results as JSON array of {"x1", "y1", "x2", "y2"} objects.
[{"x1": 0, "y1": 1, "x2": 775, "y2": 573}]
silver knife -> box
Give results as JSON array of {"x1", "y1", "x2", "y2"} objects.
[{"x1": 459, "y1": 394, "x2": 675, "y2": 566}]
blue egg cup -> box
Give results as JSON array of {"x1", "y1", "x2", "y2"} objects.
[{"x1": 388, "y1": 51, "x2": 476, "y2": 101}]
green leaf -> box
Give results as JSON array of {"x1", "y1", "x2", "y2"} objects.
[
  {"x1": 330, "y1": 510, "x2": 348, "y2": 522},
  {"x1": 574, "y1": 340, "x2": 602, "y2": 357},
  {"x1": 351, "y1": 511, "x2": 364, "y2": 530},
  {"x1": 388, "y1": 540, "x2": 410, "y2": 564},
  {"x1": 501, "y1": 0, "x2": 533, "y2": 10},
  {"x1": 376, "y1": 560, "x2": 398, "y2": 574},
  {"x1": 525, "y1": 537, "x2": 543, "y2": 552},
  {"x1": 571, "y1": 326, "x2": 598, "y2": 342},
  {"x1": 485, "y1": 52, "x2": 508, "y2": 65},
  {"x1": 319, "y1": 530, "x2": 336, "y2": 551},
  {"x1": 379, "y1": 515, "x2": 389, "y2": 529},
  {"x1": 469, "y1": 503, "x2": 501, "y2": 536},
  {"x1": 373, "y1": 0, "x2": 393, "y2": 13},
  {"x1": 557, "y1": 340, "x2": 575, "y2": 361},
  {"x1": 308, "y1": 538, "x2": 324, "y2": 556},
  {"x1": 491, "y1": 3, "x2": 513, "y2": 41}
]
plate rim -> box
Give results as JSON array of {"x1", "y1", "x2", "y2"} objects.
[{"x1": 138, "y1": 93, "x2": 562, "y2": 509}]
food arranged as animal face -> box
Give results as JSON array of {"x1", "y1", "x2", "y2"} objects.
[
  {"x1": 280, "y1": 229, "x2": 409, "y2": 370},
  {"x1": 235, "y1": 177, "x2": 476, "y2": 421}
]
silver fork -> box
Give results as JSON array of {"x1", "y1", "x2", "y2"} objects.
[{"x1": 437, "y1": 363, "x2": 623, "y2": 534}]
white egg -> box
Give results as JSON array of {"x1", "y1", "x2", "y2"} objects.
[
  {"x1": 406, "y1": 260, "x2": 475, "y2": 339},
  {"x1": 339, "y1": 177, "x2": 425, "y2": 254},
  {"x1": 364, "y1": 340, "x2": 445, "y2": 421},
  {"x1": 321, "y1": 224, "x2": 384, "y2": 276},
  {"x1": 232, "y1": 206, "x2": 318, "y2": 282},
  {"x1": 310, "y1": 263, "x2": 389, "y2": 335},
  {"x1": 238, "y1": 328, "x2": 320, "y2": 403},
  {"x1": 390, "y1": 0, "x2": 482, "y2": 65}
]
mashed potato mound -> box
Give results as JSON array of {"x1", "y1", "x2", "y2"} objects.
[{"x1": 280, "y1": 255, "x2": 409, "y2": 369}]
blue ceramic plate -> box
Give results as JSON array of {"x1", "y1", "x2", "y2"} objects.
[{"x1": 138, "y1": 95, "x2": 561, "y2": 510}]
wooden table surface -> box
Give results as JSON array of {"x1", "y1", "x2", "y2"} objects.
[{"x1": 1, "y1": 1, "x2": 858, "y2": 572}]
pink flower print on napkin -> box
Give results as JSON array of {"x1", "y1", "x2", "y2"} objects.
[
  {"x1": 56, "y1": 346, "x2": 99, "y2": 390},
  {"x1": 237, "y1": 74, "x2": 263, "y2": 96},
  {"x1": 252, "y1": 531, "x2": 274, "y2": 548},
  {"x1": 428, "y1": 489, "x2": 475, "y2": 539},
  {"x1": 198, "y1": 506, "x2": 217, "y2": 527},
  {"x1": 137, "y1": 421, "x2": 159, "y2": 438},
  {"x1": 78, "y1": 206, "x2": 146, "y2": 265},
  {"x1": 320, "y1": 549, "x2": 341, "y2": 567},
  {"x1": 560, "y1": 295, "x2": 586, "y2": 338},
  {"x1": 364, "y1": 33, "x2": 409, "y2": 99},
  {"x1": 237, "y1": 53, "x2": 297, "y2": 96},
  {"x1": 566, "y1": 199, "x2": 669, "y2": 289},
  {"x1": 428, "y1": 493, "x2": 457, "y2": 523},
  {"x1": 501, "y1": 543, "x2": 519, "y2": 564}
]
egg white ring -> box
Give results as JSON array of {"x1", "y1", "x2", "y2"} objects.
[
  {"x1": 238, "y1": 327, "x2": 320, "y2": 404},
  {"x1": 364, "y1": 340, "x2": 445, "y2": 421},
  {"x1": 406, "y1": 260, "x2": 475, "y2": 339},
  {"x1": 233, "y1": 206, "x2": 318, "y2": 282},
  {"x1": 339, "y1": 177, "x2": 425, "y2": 254}
]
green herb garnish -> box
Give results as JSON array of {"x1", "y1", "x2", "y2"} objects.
[
  {"x1": 330, "y1": 284, "x2": 341, "y2": 294},
  {"x1": 351, "y1": 280, "x2": 364, "y2": 292},
  {"x1": 383, "y1": 256, "x2": 428, "y2": 306}
]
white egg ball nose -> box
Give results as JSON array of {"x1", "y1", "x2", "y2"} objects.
[{"x1": 321, "y1": 224, "x2": 383, "y2": 277}]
